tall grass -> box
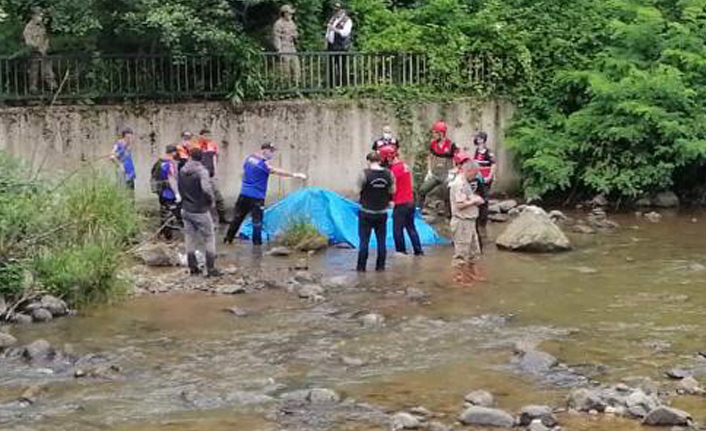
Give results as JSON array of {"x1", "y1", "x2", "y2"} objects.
[{"x1": 0, "y1": 151, "x2": 140, "y2": 306}]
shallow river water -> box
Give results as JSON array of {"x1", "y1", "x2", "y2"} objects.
[{"x1": 2, "y1": 211, "x2": 706, "y2": 430}]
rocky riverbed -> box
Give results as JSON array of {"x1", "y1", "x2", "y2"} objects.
[{"x1": 1, "y1": 210, "x2": 706, "y2": 431}]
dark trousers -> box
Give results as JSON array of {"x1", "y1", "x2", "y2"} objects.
[
  {"x1": 357, "y1": 212, "x2": 387, "y2": 271},
  {"x1": 327, "y1": 47, "x2": 349, "y2": 88},
  {"x1": 393, "y1": 202, "x2": 423, "y2": 255},
  {"x1": 225, "y1": 195, "x2": 265, "y2": 245},
  {"x1": 159, "y1": 197, "x2": 182, "y2": 240},
  {"x1": 477, "y1": 180, "x2": 492, "y2": 228}
]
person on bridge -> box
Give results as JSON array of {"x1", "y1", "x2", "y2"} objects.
[
  {"x1": 419, "y1": 121, "x2": 459, "y2": 218},
  {"x1": 450, "y1": 156, "x2": 486, "y2": 285},
  {"x1": 110, "y1": 127, "x2": 136, "y2": 194},
  {"x1": 372, "y1": 125, "x2": 400, "y2": 152},
  {"x1": 382, "y1": 146, "x2": 423, "y2": 256},
  {"x1": 179, "y1": 148, "x2": 222, "y2": 278},
  {"x1": 23, "y1": 7, "x2": 56, "y2": 93},
  {"x1": 223, "y1": 143, "x2": 307, "y2": 246},
  {"x1": 472, "y1": 131, "x2": 497, "y2": 229},
  {"x1": 273, "y1": 4, "x2": 301, "y2": 83},
  {"x1": 154, "y1": 145, "x2": 182, "y2": 241},
  {"x1": 325, "y1": 3, "x2": 353, "y2": 87},
  {"x1": 357, "y1": 151, "x2": 395, "y2": 272},
  {"x1": 197, "y1": 129, "x2": 227, "y2": 224}
]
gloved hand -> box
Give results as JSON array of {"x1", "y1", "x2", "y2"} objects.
[
  {"x1": 175, "y1": 194, "x2": 182, "y2": 204},
  {"x1": 293, "y1": 173, "x2": 307, "y2": 180},
  {"x1": 424, "y1": 171, "x2": 433, "y2": 182}
]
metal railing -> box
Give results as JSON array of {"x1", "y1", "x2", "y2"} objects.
[{"x1": 0, "y1": 52, "x2": 493, "y2": 103}]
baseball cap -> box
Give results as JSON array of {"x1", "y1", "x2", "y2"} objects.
[
  {"x1": 261, "y1": 143, "x2": 277, "y2": 151},
  {"x1": 165, "y1": 144, "x2": 177, "y2": 154}
]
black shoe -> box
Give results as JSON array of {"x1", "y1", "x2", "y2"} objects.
[
  {"x1": 187, "y1": 253, "x2": 200, "y2": 275},
  {"x1": 414, "y1": 251, "x2": 424, "y2": 256},
  {"x1": 206, "y1": 268, "x2": 224, "y2": 278},
  {"x1": 223, "y1": 237, "x2": 233, "y2": 245},
  {"x1": 356, "y1": 267, "x2": 366, "y2": 272},
  {"x1": 205, "y1": 253, "x2": 222, "y2": 278},
  {"x1": 375, "y1": 266, "x2": 385, "y2": 272}
]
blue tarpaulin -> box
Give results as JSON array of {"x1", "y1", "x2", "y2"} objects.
[{"x1": 240, "y1": 187, "x2": 449, "y2": 248}]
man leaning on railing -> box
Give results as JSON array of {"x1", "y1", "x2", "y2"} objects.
[
  {"x1": 325, "y1": 3, "x2": 353, "y2": 87},
  {"x1": 273, "y1": 4, "x2": 301, "y2": 84},
  {"x1": 23, "y1": 7, "x2": 56, "y2": 94}
]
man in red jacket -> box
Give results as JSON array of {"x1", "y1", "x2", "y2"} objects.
[{"x1": 381, "y1": 146, "x2": 423, "y2": 256}]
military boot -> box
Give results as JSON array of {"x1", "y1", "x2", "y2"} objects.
[
  {"x1": 187, "y1": 253, "x2": 201, "y2": 276},
  {"x1": 205, "y1": 252, "x2": 223, "y2": 278}
]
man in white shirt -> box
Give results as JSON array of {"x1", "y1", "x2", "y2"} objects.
[{"x1": 325, "y1": 3, "x2": 353, "y2": 87}]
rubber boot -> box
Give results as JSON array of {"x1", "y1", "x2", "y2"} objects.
[
  {"x1": 187, "y1": 253, "x2": 201, "y2": 276},
  {"x1": 205, "y1": 252, "x2": 223, "y2": 278},
  {"x1": 467, "y1": 262, "x2": 487, "y2": 282}
]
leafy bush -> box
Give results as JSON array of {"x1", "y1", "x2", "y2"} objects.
[
  {"x1": 277, "y1": 217, "x2": 327, "y2": 249},
  {"x1": 0, "y1": 151, "x2": 140, "y2": 306}
]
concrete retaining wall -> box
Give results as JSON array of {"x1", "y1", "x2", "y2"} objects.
[{"x1": 0, "y1": 98, "x2": 517, "y2": 203}]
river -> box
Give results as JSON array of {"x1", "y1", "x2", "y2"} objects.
[{"x1": 1, "y1": 211, "x2": 705, "y2": 430}]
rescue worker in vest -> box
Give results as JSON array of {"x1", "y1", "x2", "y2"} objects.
[
  {"x1": 372, "y1": 125, "x2": 400, "y2": 152},
  {"x1": 198, "y1": 129, "x2": 228, "y2": 224},
  {"x1": 157, "y1": 145, "x2": 182, "y2": 241},
  {"x1": 382, "y1": 146, "x2": 423, "y2": 256},
  {"x1": 176, "y1": 131, "x2": 194, "y2": 170},
  {"x1": 224, "y1": 143, "x2": 307, "y2": 246},
  {"x1": 419, "y1": 121, "x2": 459, "y2": 217},
  {"x1": 357, "y1": 151, "x2": 395, "y2": 272},
  {"x1": 178, "y1": 148, "x2": 222, "y2": 277},
  {"x1": 472, "y1": 131, "x2": 497, "y2": 229},
  {"x1": 111, "y1": 127, "x2": 137, "y2": 193},
  {"x1": 450, "y1": 157, "x2": 486, "y2": 285}
]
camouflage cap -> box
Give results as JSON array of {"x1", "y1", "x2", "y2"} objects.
[{"x1": 280, "y1": 4, "x2": 295, "y2": 14}]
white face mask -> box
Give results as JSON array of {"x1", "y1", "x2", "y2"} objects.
[
  {"x1": 383, "y1": 132, "x2": 392, "y2": 140},
  {"x1": 263, "y1": 151, "x2": 275, "y2": 160}
]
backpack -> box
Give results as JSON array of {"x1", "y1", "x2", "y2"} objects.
[{"x1": 150, "y1": 160, "x2": 168, "y2": 194}]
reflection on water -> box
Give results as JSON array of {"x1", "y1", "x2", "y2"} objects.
[{"x1": 2, "y1": 211, "x2": 706, "y2": 430}]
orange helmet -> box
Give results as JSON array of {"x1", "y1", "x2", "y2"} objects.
[
  {"x1": 453, "y1": 151, "x2": 472, "y2": 166},
  {"x1": 378, "y1": 144, "x2": 398, "y2": 164},
  {"x1": 431, "y1": 121, "x2": 448, "y2": 134}
]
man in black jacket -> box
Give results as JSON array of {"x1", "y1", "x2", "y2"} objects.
[
  {"x1": 357, "y1": 152, "x2": 395, "y2": 272},
  {"x1": 178, "y1": 149, "x2": 222, "y2": 277}
]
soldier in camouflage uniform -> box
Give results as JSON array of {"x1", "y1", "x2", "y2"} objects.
[
  {"x1": 273, "y1": 5, "x2": 300, "y2": 83},
  {"x1": 23, "y1": 7, "x2": 57, "y2": 93}
]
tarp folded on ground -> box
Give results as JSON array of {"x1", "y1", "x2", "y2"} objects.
[{"x1": 240, "y1": 187, "x2": 449, "y2": 248}]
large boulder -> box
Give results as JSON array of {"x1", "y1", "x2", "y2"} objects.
[
  {"x1": 23, "y1": 339, "x2": 55, "y2": 362},
  {"x1": 464, "y1": 390, "x2": 495, "y2": 407},
  {"x1": 458, "y1": 406, "x2": 515, "y2": 428},
  {"x1": 40, "y1": 295, "x2": 68, "y2": 317},
  {"x1": 496, "y1": 206, "x2": 571, "y2": 253},
  {"x1": 652, "y1": 191, "x2": 679, "y2": 208},
  {"x1": 134, "y1": 243, "x2": 180, "y2": 267},
  {"x1": 643, "y1": 407, "x2": 691, "y2": 426},
  {"x1": 519, "y1": 405, "x2": 557, "y2": 427},
  {"x1": 0, "y1": 331, "x2": 17, "y2": 349}
]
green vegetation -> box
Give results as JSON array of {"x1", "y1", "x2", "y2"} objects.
[
  {"x1": 4, "y1": 0, "x2": 706, "y2": 200},
  {"x1": 277, "y1": 217, "x2": 328, "y2": 251},
  {"x1": 0, "y1": 152, "x2": 140, "y2": 307}
]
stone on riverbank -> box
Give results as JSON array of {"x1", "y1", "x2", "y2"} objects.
[
  {"x1": 677, "y1": 376, "x2": 704, "y2": 395},
  {"x1": 308, "y1": 388, "x2": 341, "y2": 405},
  {"x1": 516, "y1": 349, "x2": 559, "y2": 375},
  {"x1": 489, "y1": 213, "x2": 511, "y2": 223},
  {"x1": 643, "y1": 406, "x2": 691, "y2": 426},
  {"x1": 645, "y1": 212, "x2": 662, "y2": 223},
  {"x1": 392, "y1": 412, "x2": 421, "y2": 430},
  {"x1": 31, "y1": 308, "x2": 53, "y2": 323},
  {"x1": 298, "y1": 284, "x2": 324, "y2": 299},
  {"x1": 23, "y1": 339, "x2": 54, "y2": 362},
  {"x1": 0, "y1": 331, "x2": 18, "y2": 349},
  {"x1": 496, "y1": 206, "x2": 571, "y2": 253},
  {"x1": 519, "y1": 405, "x2": 557, "y2": 427},
  {"x1": 267, "y1": 247, "x2": 293, "y2": 257},
  {"x1": 653, "y1": 191, "x2": 680, "y2": 208},
  {"x1": 359, "y1": 313, "x2": 385, "y2": 328},
  {"x1": 40, "y1": 295, "x2": 68, "y2": 316},
  {"x1": 498, "y1": 200, "x2": 518, "y2": 213},
  {"x1": 134, "y1": 243, "x2": 180, "y2": 267},
  {"x1": 464, "y1": 390, "x2": 495, "y2": 407},
  {"x1": 458, "y1": 406, "x2": 515, "y2": 428}
]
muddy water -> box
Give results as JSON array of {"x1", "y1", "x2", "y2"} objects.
[{"x1": 2, "y1": 211, "x2": 706, "y2": 430}]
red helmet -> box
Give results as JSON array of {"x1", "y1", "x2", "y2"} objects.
[
  {"x1": 453, "y1": 151, "x2": 471, "y2": 166},
  {"x1": 378, "y1": 144, "x2": 398, "y2": 163},
  {"x1": 431, "y1": 121, "x2": 448, "y2": 134}
]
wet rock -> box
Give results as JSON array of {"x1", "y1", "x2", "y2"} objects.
[
  {"x1": 625, "y1": 389, "x2": 659, "y2": 418},
  {"x1": 498, "y1": 200, "x2": 518, "y2": 213},
  {"x1": 528, "y1": 420, "x2": 552, "y2": 431},
  {"x1": 309, "y1": 388, "x2": 341, "y2": 405},
  {"x1": 653, "y1": 191, "x2": 680, "y2": 208},
  {"x1": 677, "y1": 376, "x2": 704, "y2": 395},
  {"x1": 0, "y1": 331, "x2": 17, "y2": 349},
  {"x1": 216, "y1": 284, "x2": 246, "y2": 295},
  {"x1": 496, "y1": 206, "x2": 571, "y2": 253},
  {"x1": 549, "y1": 210, "x2": 569, "y2": 222},
  {"x1": 293, "y1": 271, "x2": 318, "y2": 284},
  {"x1": 489, "y1": 204, "x2": 502, "y2": 214},
  {"x1": 323, "y1": 275, "x2": 354, "y2": 289},
  {"x1": 508, "y1": 208, "x2": 521, "y2": 217},
  {"x1": 592, "y1": 194, "x2": 609, "y2": 207},
  {"x1": 292, "y1": 258, "x2": 309, "y2": 271},
  {"x1": 635, "y1": 197, "x2": 652, "y2": 207},
  {"x1": 409, "y1": 406, "x2": 432, "y2": 418},
  {"x1": 567, "y1": 388, "x2": 606, "y2": 412},
  {"x1": 489, "y1": 213, "x2": 511, "y2": 223},
  {"x1": 517, "y1": 349, "x2": 558, "y2": 375},
  {"x1": 267, "y1": 246, "x2": 293, "y2": 257},
  {"x1": 392, "y1": 412, "x2": 421, "y2": 430},
  {"x1": 572, "y1": 224, "x2": 597, "y2": 234},
  {"x1": 31, "y1": 308, "x2": 53, "y2": 323},
  {"x1": 405, "y1": 287, "x2": 429, "y2": 302},
  {"x1": 225, "y1": 391, "x2": 275, "y2": 406},
  {"x1": 281, "y1": 389, "x2": 311, "y2": 403},
  {"x1": 428, "y1": 421, "x2": 451, "y2": 431},
  {"x1": 464, "y1": 390, "x2": 495, "y2": 407},
  {"x1": 134, "y1": 243, "x2": 180, "y2": 267},
  {"x1": 666, "y1": 368, "x2": 691, "y2": 380},
  {"x1": 519, "y1": 405, "x2": 557, "y2": 427},
  {"x1": 298, "y1": 284, "x2": 324, "y2": 299},
  {"x1": 40, "y1": 295, "x2": 68, "y2": 317},
  {"x1": 12, "y1": 313, "x2": 33, "y2": 325},
  {"x1": 223, "y1": 306, "x2": 249, "y2": 317},
  {"x1": 74, "y1": 363, "x2": 122, "y2": 380},
  {"x1": 23, "y1": 339, "x2": 54, "y2": 362},
  {"x1": 341, "y1": 356, "x2": 365, "y2": 367},
  {"x1": 359, "y1": 313, "x2": 385, "y2": 328},
  {"x1": 458, "y1": 406, "x2": 515, "y2": 428},
  {"x1": 645, "y1": 212, "x2": 662, "y2": 223},
  {"x1": 19, "y1": 386, "x2": 45, "y2": 405},
  {"x1": 643, "y1": 407, "x2": 692, "y2": 426}
]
